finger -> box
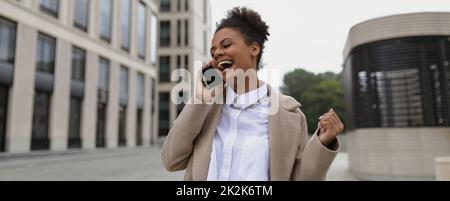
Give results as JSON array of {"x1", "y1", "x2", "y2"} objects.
[
  {"x1": 325, "y1": 110, "x2": 342, "y2": 128},
  {"x1": 330, "y1": 109, "x2": 344, "y2": 126},
  {"x1": 328, "y1": 113, "x2": 339, "y2": 126},
  {"x1": 329, "y1": 112, "x2": 344, "y2": 131},
  {"x1": 319, "y1": 117, "x2": 333, "y2": 127},
  {"x1": 319, "y1": 114, "x2": 334, "y2": 123},
  {"x1": 320, "y1": 114, "x2": 339, "y2": 132},
  {"x1": 324, "y1": 119, "x2": 339, "y2": 137},
  {"x1": 328, "y1": 115, "x2": 343, "y2": 134},
  {"x1": 320, "y1": 126, "x2": 327, "y2": 135},
  {"x1": 195, "y1": 74, "x2": 205, "y2": 98},
  {"x1": 202, "y1": 60, "x2": 216, "y2": 69}
]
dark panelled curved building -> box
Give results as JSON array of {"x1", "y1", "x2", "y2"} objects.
[
  {"x1": 343, "y1": 12, "x2": 450, "y2": 180},
  {"x1": 346, "y1": 36, "x2": 450, "y2": 128}
]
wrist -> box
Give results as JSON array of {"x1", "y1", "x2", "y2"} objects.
[{"x1": 318, "y1": 132, "x2": 332, "y2": 146}]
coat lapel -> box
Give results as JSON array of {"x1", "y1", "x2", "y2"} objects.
[
  {"x1": 268, "y1": 87, "x2": 302, "y2": 180},
  {"x1": 195, "y1": 103, "x2": 224, "y2": 180}
]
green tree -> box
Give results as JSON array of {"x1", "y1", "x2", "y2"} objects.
[{"x1": 281, "y1": 69, "x2": 345, "y2": 134}]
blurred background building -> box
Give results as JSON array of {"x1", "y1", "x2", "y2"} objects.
[
  {"x1": 0, "y1": 0, "x2": 160, "y2": 153},
  {"x1": 157, "y1": 0, "x2": 211, "y2": 140},
  {"x1": 342, "y1": 12, "x2": 450, "y2": 180},
  {"x1": 0, "y1": 0, "x2": 211, "y2": 154}
]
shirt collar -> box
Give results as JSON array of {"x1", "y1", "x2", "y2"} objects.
[{"x1": 226, "y1": 83, "x2": 268, "y2": 108}]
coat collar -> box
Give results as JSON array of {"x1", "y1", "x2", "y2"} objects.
[{"x1": 198, "y1": 84, "x2": 303, "y2": 180}]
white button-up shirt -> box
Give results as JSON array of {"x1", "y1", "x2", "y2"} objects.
[{"x1": 207, "y1": 83, "x2": 270, "y2": 181}]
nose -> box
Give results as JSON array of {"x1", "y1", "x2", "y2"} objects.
[{"x1": 212, "y1": 48, "x2": 224, "y2": 60}]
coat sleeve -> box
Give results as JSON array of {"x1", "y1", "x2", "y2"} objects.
[
  {"x1": 291, "y1": 111, "x2": 340, "y2": 181},
  {"x1": 161, "y1": 101, "x2": 213, "y2": 171}
]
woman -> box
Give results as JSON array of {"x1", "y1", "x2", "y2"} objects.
[{"x1": 162, "y1": 7, "x2": 344, "y2": 181}]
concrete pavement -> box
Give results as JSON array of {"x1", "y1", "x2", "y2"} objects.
[{"x1": 0, "y1": 147, "x2": 357, "y2": 181}]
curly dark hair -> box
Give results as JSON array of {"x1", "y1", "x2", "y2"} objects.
[{"x1": 215, "y1": 7, "x2": 270, "y2": 70}]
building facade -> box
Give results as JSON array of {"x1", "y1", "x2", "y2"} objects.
[
  {"x1": 157, "y1": 0, "x2": 211, "y2": 139},
  {"x1": 0, "y1": 0, "x2": 159, "y2": 153},
  {"x1": 342, "y1": 12, "x2": 450, "y2": 180}
]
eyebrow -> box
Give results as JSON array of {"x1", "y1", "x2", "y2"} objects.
[{"x1": 210, "y1": 38, "x2": 232, "y2": 55}]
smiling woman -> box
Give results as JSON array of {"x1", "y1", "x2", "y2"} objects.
[{"x1": 162, "y1": 7, "x2": 344, "y2": 181}]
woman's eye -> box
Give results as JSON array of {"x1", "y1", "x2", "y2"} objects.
[{"x1": 223, "y1": 44, "x2": 231, "y2": 48}]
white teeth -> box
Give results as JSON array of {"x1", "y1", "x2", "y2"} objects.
[{"x1": 218, "y1": 60, "x2": 234, "y2": 67}]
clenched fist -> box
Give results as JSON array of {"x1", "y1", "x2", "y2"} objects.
[{"x1": 317, "y1": 109, "x2": 344, "y2": 146}]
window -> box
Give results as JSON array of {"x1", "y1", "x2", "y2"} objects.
[
  {"x1": 0, "y1": 85, "x2": 8, "y2": 152},
  {"x1": 97, "y1": 58, "x2": 109, "y2": 105},
  {"x1": 150, "y1": 14, "x2": 157, "y2": 64},
  {"x1": 159, "y1": 92, "x2": 170, "y2": 136},
  {"x1": 176, "y1": 55, "x2": 181, "y2": 69},
  {"x1": 120, "y1": 0, "x2": 131, "y2": 51},
  {"x1": 40, "y1": 0, "x2": 59, "y2": 18},
  {"x1": 96, "y1": 103, "x2": 106, "y2": 148},
  {"x1": 177, "y1": 0, "x2": 181, "y2": 11},
  {"x1": 74, "y1": 0, "x2": 89, "y2": 31},
  {"x1": 136, "y1": 108, "x2": 143, "y2": 146},
  {"x1": 118, "y1": 106, "x2": 126, "y2": 146},
  {"x1": 160, "y1": 0, "x2": 171, "y2": 12},
  {"x1": 120, "y1": 66, "x2": 129, "y2": 101},
  {"x1": 99, "y1": 0, "x2": 113, "y2": 42},
  {"x1": 98, "y1": 58, "x2": 110, "y2": 91},
  {"x1": 118, "y1": 66, "x2": 129, "y2": 147},
  {"x1": 36, "y1": 33, "x2": 56, "y2": 74},
  {"x1": 151, "y1": 78, "x2": 155, "y2": 114},
  {"x1": 203, "y1": 0, "x2": 207, "y2": 23},
  {"x1": 176, "y1": 20, "x2": 181, "y2": 47},
  {"x1": 159, "y1": 56, "x2": 170, "y2": 82},
  {"x1": 184, "y1": 54, "x2": 189, "y2": 70},
  {"x1": 71, "y1": 47, "x2": 86, "y2": 81},
  {"x1": 159, "y1": 21, "x2": 171, "y2": 47},
  {"x1": 97, "y1": 58, "x2": 109, "y2": 148},
  {"x1": 177, "y1": 91, "x2": 185, "y2": 116},
  {"x1": 99, "y1": 0, "x2": 112, "y2": 42},
  {"x1": 176, "y1": 55, "x2": 184, "y2": 81},
  {"x1": 68, "y1": 97, "x2": 82, "y2": 149},
  {"x1": 185, "y1": 0, "x2": 189, "y2": 11},
  {"x1": 31, "y1": 91, "x2": 51, "y2": 150},
  {"x1": 184, "y1": 19, "x2": 189, "y2": 46},
  {"x1": 137, "y1": 73, "x2": 145, "y2": 104},
  {"x1": 136, "y1": 72, "x2": 145, "y2": 146},
  {"x1": 137, "y1": 1, "x2": 147, "y2": 59},
  {"x1": 149, "y1": 78, "x2": 155, "y2": 145},
  {"x1": 0, "y1": 17, "x2": 17, "y2": 65},
  {"x1": 203, "y1": 31, "x2": 207, "y2": 55},
  {"x1": 69, "y1": 47, "x2": 85, "y2": 150}
]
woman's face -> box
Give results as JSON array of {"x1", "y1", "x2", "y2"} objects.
[{"x1": 210, "y1": 28, "x2": 260, "y2": 72}]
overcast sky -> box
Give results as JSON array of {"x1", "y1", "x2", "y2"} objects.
[{"x1": 209, "y1": 0, "x2": 450, "y2": 88}]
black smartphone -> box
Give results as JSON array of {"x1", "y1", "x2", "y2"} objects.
[{"x1": 201, "y1": 65, "x2": 223, "y2": 89}]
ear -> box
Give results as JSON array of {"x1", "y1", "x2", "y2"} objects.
[{"x1": 250, "y1": 42, "x2": 261, "y2": 57}]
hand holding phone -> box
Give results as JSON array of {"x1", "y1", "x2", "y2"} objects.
[{"x1": 201, "y1": 64, "x2": 223, "y2": 89}]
